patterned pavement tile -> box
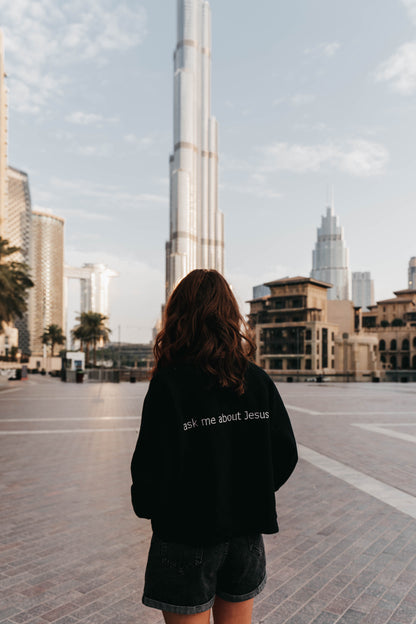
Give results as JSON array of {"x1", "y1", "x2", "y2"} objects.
[{"x1": 1, "y1": 378, "x2": 415, "y2": 624}]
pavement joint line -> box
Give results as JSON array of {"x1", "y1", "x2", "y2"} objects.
[
  {"x1": 352, "y1": 423, "x2": 416, "y2": 444},
  {"x1": 286, "y1": 404, "x2": 321, "y2": 415},
  {"x1": 0, "y1": 417, "x2": 139, "y2": 422},
  {"x1": 298, "y1": 444, "x2": 416, "y2": 520},
  {"x1": 0, "y1": 387, "x2": 21, "y2": 395},
  {"x1": 0, "y1": 428, "x2": 138, "y2": 434},
  {"x1": 0, "y1": 396, "x2": 143, "y2": 401},
  {"x1": 287, "y1": 405, "x2": 416, "y2": 416}
]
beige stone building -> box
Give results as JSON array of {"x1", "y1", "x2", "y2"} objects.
[
  {"x1": 248, "y1": 277, "x2": 339, "y2": 379},
  {"x1": 249, "y1": 277, "x2": 379, "y2": 381},
  {"x1": 362, "y1": 289, "x2": 416, "y2": 377},
  {"x1": 328, "y1": 301, "x2": 378, "y2": 380},
  {"x1": 30, "y1": 211, "x2": 65, "y2": 357}
]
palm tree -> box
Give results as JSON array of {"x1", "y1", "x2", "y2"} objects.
[
  {"x1": 0, "y1": 237, "x2": 34, "y2": 332},
  {"x1": 72, "y1": 312, "x2": 111, "y2": 366},
  {"x1": 41, "y1": 324, "x2": 66, "y2": 357}
]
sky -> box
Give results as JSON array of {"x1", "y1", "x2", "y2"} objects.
[{"x1": 1, "y1": 0, "x2": 416, "y2": 343}]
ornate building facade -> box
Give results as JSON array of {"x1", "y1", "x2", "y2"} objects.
[
  {"x1": 362, "y1": 288, "x2": 416, "y2": 377},
  {"x1": 249, "y1": 276, "x2": 378, "y2": 381}
]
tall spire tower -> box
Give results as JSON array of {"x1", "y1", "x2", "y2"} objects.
[
  {"x1": 311, "y1": 197, "x2": 350, "y2": 300},
  {"x1": 165, "y1": 0, "x2": 224, "y2": 299},
  {"x1": 0, "y1": 30, "x2": 8, "y2": 238}
]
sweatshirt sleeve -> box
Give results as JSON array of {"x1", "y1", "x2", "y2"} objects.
[
  {"x1": 130, "y1": 374, "x2": 174, "y2": 519},
  {"x1": 269, "y1": 380, "x2": 298, "y2": 491}
]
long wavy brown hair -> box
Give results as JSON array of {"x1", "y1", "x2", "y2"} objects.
[{"x1": 153, "y1": 269, "x2": 255, "y2": 394}]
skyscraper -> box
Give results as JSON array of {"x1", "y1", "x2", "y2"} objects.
[
  {"x1": 165, "y1": 0, "x2": 224, "y2": 299},
  {"x1": 65, "y1": 263, "x2": 118, "y2": 317},
  {"x1": 311, "y1": 201, "x2": 350, "y2": 300},
  {"x1": 352, "y1": 271, "x2": 374, "y2": 311},
  {"x1": 408, "y1": 257, "x2": 416, "y2": 289},
  {"x1": 30, "y1": 211, "x2": 64, "y2": 356},
  {"x1": 0, "y1": 30, "x2": 8, "y2": 238},
  {"x1": 5, "y1": 166, "x2": 32, "y2": 353}
]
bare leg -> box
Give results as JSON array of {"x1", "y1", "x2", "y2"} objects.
[
  {"x1": 163, "y1": 609, "x2": 211, "y2": 624},
  {"x1": 212, "y1": 596, "x2": 254, "y2": 624}
]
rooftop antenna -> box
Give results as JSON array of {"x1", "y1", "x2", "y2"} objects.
[{"x1": 326, "y1": 184, "x2": 334, "y2": 215}]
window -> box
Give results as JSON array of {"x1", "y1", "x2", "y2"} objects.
[
  {"x1": 390, "y1": 355, "x2": 397, "y2": 369},
  {"x1": 402, "y1": 339, "x2": 409, "y2": 351},
  {"x1": 305, "y1": 359, "x2": 311, "y2": 370},
  {"x1": 322, "y1": 328, "x2": 328, "y2": 368},
  {"x1": 331, "y1": 360, "x2": 335, "y2": 369},
  {"x1": 316, "y1": 330, "x2": 320, "y2": 340},
  {"x1": 316, "y1": 344, "x2": 319, "y2": 354},
  {"x1": 305, "y1": 344, "x2": 311, "y2": 354},
  {"x1": 331, "y1": 346, "x2": 335, "y2": 355},
  {"x1": 379, "y1": 340, "x2": 386, "y2": 351},
  {"x1": 402, "y1": 356, "x2": 410, "y2": 369},
  {"x1": 316, "y1": 359, "x2": 319, "y2": 369},
  {"x1": 331, "y1": 332, "x2": 335, "y2": 341},
  {"x1": 390, "y1": 339, "x2": 397, "y2": 351},
  {"x1": 305, "y1": 329, "x2": 312, "y2": 341}
]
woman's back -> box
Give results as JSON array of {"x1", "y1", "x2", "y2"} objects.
[{"x1": 131, "y1": 360, "x2": 297, "y2": 545}]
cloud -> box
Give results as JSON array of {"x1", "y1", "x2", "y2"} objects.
[
  {"x1": 48, "y1": 177, "x2": 167, "y2": 208},
  {"x1": 402, "y1": 0, "x2": 416, "y2": 25},
  {"x1": 0, "y1": 0, "x2": 147, "y2": 114},
  {"x1": 66, "y1": 111, "x2": 119, "y2": 125},
  {"x1": 124, "y1": 133, "x2": 154, "y2": 149},
  {"x1": 375, "y1": 41, "x2": 416, "y2": 94},
  {"x1": 273, "y1": 93, "x2": 316, "y2": 107},
  {"x1": 59, "y1": 208, "x2": 113, "y2": 222},
  {"x1": 259, "y1": 139, "x2": 389, "y2": 177},
  {"x1": 304, "y1": 41, "x2": 341, "y2": 58},
  {"x1": 74, "y1": 144, "x2": 112, "y2": 157},
  {"x1": 221, "y1": 182, "x2": 282, "y2": 200}
]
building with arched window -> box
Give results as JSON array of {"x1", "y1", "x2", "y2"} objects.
[
  {"x1": 249, "y1": 276, "x2": 378, "y2": 381},
  {"x1": 362, "y1": 288, "x2": 416, "y2": 378}
]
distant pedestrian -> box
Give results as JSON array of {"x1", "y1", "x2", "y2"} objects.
[{"x1": 131, "y1": 269, "x2": 298, "y2": 624}]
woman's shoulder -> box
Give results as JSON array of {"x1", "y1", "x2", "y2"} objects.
[
  {"x1": 152, "y1": 362, "x2": 206, "y2": 385},
  {"x1": 246, "y1": 361, "x2": 273, "y2": 384}
]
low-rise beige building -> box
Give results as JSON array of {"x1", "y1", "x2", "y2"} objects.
[
  {"x1": 249, "y1": 277, "x2": 379, "y2": 382},
  {"x1": 362, "y1": 289, "x2": 416, "y2": 378},
  {"x1": 248, "y1": 277, "x2": 338, "y2": 379}
]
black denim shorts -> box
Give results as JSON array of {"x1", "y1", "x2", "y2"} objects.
[{"x1": 142, "y1": 533, "x2": 266, "y2": 615}]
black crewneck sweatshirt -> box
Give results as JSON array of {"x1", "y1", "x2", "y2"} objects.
[{"x1": 131, "y1": 362, "x2": 297, "y2": 545}]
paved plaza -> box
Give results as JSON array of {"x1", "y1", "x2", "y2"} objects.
[{"x1": 0, "y1": 376, "x2": 415, "y2": 624}]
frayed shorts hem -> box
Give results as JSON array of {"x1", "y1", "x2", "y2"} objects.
[
  {"x1": 142, "y1": 575, "x2": 267, "y2": 614},
  {"x1": 142, "y1": 595, "x2": 215, "y2": 615}
]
